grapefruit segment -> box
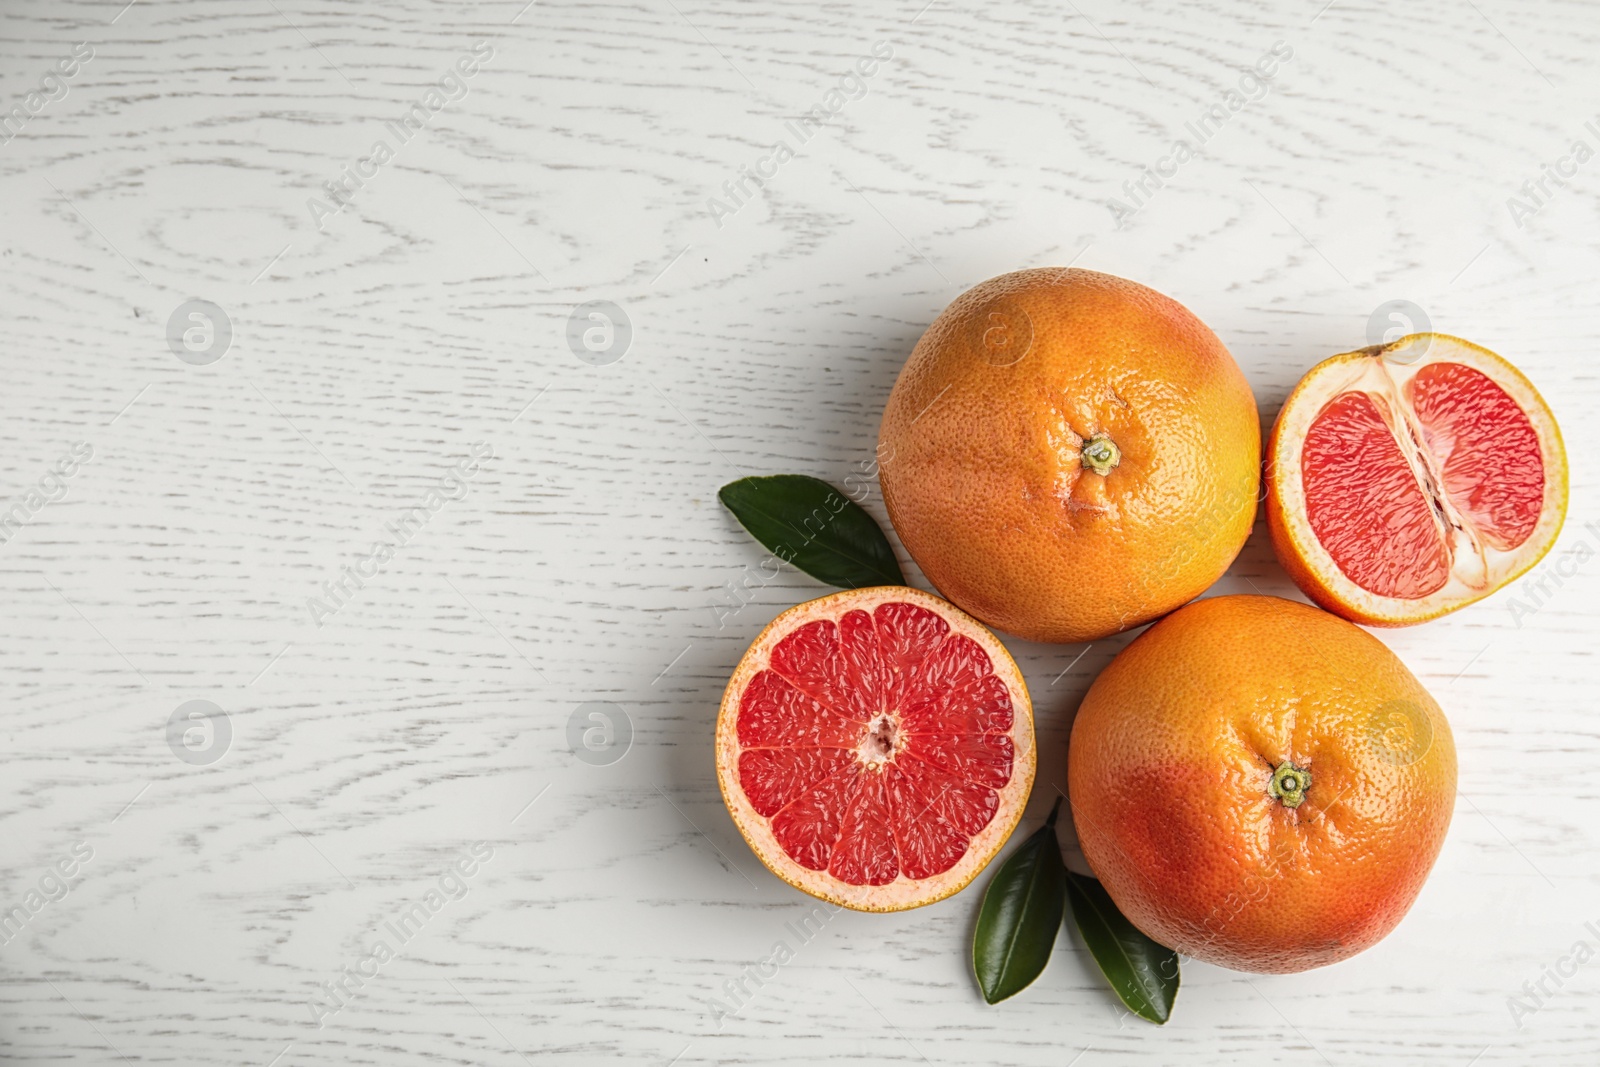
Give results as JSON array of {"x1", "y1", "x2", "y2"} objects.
[
  {"x1": 736, "y1": 672, "x2": 863, "y2": 749},
  {"x1": 1408, "y1": 361, "x2": 1543, "y2": 550},
  {"x1": 900, "y1": 673, "x2": 1013, "y2": 735},
  {"x1": 897, "y1": 754, "x2": 1000, "y2": 837},
  {"x1": 737, "y1": 748, "x2": 855, "y2": 817},
  {"x1": 1268, "y1": 334, "x2": 1567, "y2": 625},
  {"x1": 768, "y1": 619, "x2": 869, "y2": 719},
  {"x1": 908, "y1": 733, "x2": 1016, "y2": 789},
  {"x1": 836, "y1": 608, "x2": 887, "y2": 712},
  {"x1": 1301, "y1": 390, "x2": 1451, "y2": 599},
  {"x1": 717, "y1": 586, "x2": 1035, "y2": 911},
  {"x1": 886, "y1": 766, "x2": 971, "y2": 880},
  {"x1": 769, "y1": 767, "x2": 858, "y2": 871},
  {"x1": 904, "y1": 632, "x2": 994, "y2": 696},
  {"x1": 828, "y1": 771, "x2": 899, "y2": 885}
]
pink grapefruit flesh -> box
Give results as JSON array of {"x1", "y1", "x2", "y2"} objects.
[
  {"x1": 1268, "y1": 333, "x2": 1567, "y2": 625},
  {"x1": 716, "y1": 586, "x2": 1035, "y2": 911}
]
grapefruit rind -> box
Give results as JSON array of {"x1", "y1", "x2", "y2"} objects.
[
  {"x1": 877, "y1": 267, "x2": 1261, "y2": 645},
  {"x1": 1267, "y1": 333, "x2": 1568, "y2": 625},
  {"x1": 1068, "y1": 594, "x2": 1458, "y2": 974},
  {"x1": 715, "y1": 586, "x2": 1036, "y2": 912}
]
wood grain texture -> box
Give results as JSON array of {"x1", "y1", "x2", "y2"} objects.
[{"x1": 0, "y1": 0, "x2": 1596, "y2": 1061}]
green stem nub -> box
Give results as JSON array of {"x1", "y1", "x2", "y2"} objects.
[
  {"x1": 1080, "y1": 434, "x2": 1120, "y2": 476},
  {"x1": 1269, "y1": 762, "x2": 1311, "y2": 809}
]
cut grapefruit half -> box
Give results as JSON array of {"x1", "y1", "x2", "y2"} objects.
[
  {"x1": 716, "y1": 586, "x2": 1035, "y2": 911},
  {"x1": 1267, "y1": 333, "x2": 1567, "y2": 625}
]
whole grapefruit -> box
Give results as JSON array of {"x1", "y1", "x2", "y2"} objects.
[
  {"x1": 878, "y1": 268, "x2": 1260, "y2": 644},
  {"x1": 1068, "y1": 594, "x2": 1456, "y2": 973}
]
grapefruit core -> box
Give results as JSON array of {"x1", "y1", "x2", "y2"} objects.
[
  {"x1": 1267, "y1": 333, "x2": 1567, "y2": 625},
  {"x1": 716, "y1": 587, "x2": 1036, "y2": 912}
]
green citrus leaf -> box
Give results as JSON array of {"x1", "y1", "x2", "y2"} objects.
[
  {"x1": 973, "y1": 799, "x2": 1067, "y2": 1004},
  {"x1": 1064, "y1": 869, "x2": 1179, "y2": 1024},
  {"x1": 718, "y1": 475, "x2": 904, "y2": 589}
]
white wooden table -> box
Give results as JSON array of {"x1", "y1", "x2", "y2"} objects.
[{"x1": 1, "y1": 0, "x2": 1596, "y2": 1062}]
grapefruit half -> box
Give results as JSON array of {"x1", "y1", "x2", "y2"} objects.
[
  {"x1": 716, "y1": 586, "x2": 1035, "y2": 911},
  {"x1": 1267, "y1": 333, "x2": 1567, "y2": 625}
]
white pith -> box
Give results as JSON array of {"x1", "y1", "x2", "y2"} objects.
[
  {"x1": 859, "y1": 713, "x2": 901, "y2": 767},
  {"x1": 1272, "y1": 334, "x2": 1567, "y2": 621},
  {"x1": 714, "y1": 586, "x2": 1036, "y2": 913}
]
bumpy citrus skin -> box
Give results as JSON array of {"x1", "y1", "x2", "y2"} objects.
[
  {"x1": 1068, "y1": 595, "x2": 1456, "y2": 974},
  {"x1": 878, "y1": 268, "x2": 1260, "y2": 645}
]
